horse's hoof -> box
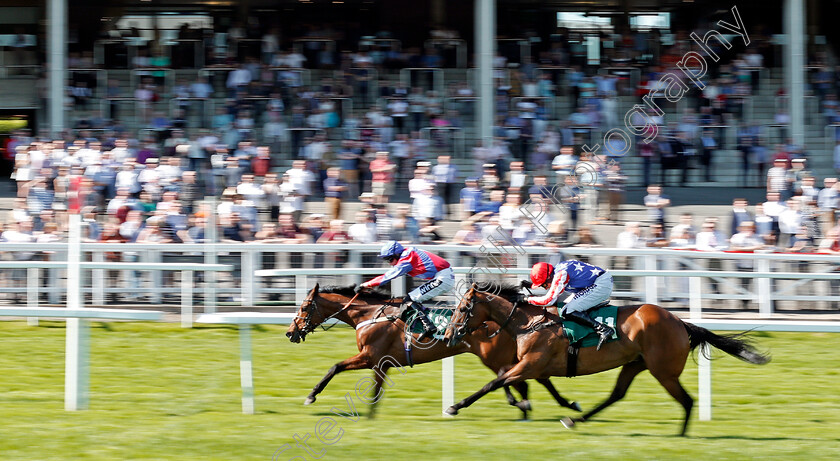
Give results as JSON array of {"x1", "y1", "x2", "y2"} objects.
[
  {"x1": 515, "y1": 400, "x2": 532, "y2": 412},
  {"x1": 571, "y1": 401, "x2": 582, "y2": 412},
  {"x1": 444, "y1": 406, "x2": 458, "y2": 416},
  {"x1": 560, "y1": 417, "x2": 576, "y2": 429},
  {"x1": 304, "y1": 397, "x2": 316, "y2": 406}
]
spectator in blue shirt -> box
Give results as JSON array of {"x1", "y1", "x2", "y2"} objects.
[
  {"x1": 477, "y1": 189, "x2": 505, "y2": 215},
  {"x1": 323, "y1": 167, "x2": 347, "y2": 221},
  {"x1": 459, "y1": 177, "x2": 483, "y2": 219}
]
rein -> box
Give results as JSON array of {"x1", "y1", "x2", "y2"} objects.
[
  {"x1": 486, "y1": 300, "x2": 518, "y2": 339},
  {"x1": 318, "y1": 292, "x2": 360, "y2": 331},
  {"x1": 297, "y1": 292, "x2": 401, "y2": 337}
]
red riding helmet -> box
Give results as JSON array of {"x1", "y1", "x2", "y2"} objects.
[{"x1": 530, "y1": 262, "x2": 555, "y2": 289}]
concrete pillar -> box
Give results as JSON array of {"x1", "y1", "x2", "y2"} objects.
[
  {"x1": 475, "y1": 0, "x2": 495, "y2": 148},
  {"x1": 431, "y1": 0, "x2": 446, "y2": 27},
  {"x1": 785, "y1": 0, "x2": 806, "y2": 147},
  {"x1": 48, "y1": 0, "x2": 67, "y2": 135}
]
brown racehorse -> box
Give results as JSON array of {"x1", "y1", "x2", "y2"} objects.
[
  {"x1": 442, "y1": 283, "x2": 770, "y2": 435},
  {"x1": 285, "y1": 283, "x2": 582, "y2": 418}
]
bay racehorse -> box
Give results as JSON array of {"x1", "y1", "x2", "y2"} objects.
[
  {"x1": 286, "y1": 283, "x2": 582, "y2": 418},
  {"x1": 442, "y1": 283, "x2": 770, "y2": 435}
]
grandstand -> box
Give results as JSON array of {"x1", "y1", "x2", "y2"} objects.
[{"x1": 0, "y1": 0, "x2": 839, "y2": 309}]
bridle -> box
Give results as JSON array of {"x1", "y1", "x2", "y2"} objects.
[
  {"x1": 292, "y1": 292, "x2": 360, "y2": 340},
  {"x1": 450, "y1": 289, "x2": 519, "y2": 343}
]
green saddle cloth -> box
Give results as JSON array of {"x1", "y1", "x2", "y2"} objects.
[
  {"x1": 406, "y1": 307, "x2": 452, "y2": 340},
  {"x1": 562, "y1": 304, "x2": 620, "y2": 348}
]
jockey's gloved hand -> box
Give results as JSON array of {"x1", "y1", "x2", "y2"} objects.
[
  {"x1": 516, "y1": 293, "x2": 529, "y2": 305},
  {"x1": 354, "y1": 284, "x2": 366, "y2": 294}
]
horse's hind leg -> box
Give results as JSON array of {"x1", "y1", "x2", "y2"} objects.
[
  {"x1": 569, "y1": 360, "x2": 647, "y2": 426},
  {"x1": 537, "y1": 378, "x2": 582, "y2": 412},
  {"x1": 305, "y1": 353, "x2": 371, "y2": 405},
  {"x1": 652, "y1": 375, "x2": 694, "y2": 436}
]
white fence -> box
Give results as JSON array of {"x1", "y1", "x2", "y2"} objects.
[{"x1": 3, "y1": 244, "x2": 837, "y2": 317}]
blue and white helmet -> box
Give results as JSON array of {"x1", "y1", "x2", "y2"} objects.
[{"x1": 377, "y1": 240, "x2": 405, "y2": 260}]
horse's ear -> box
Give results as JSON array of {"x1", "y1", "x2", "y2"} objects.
[
  {"x1": 312, "y1": 283, "x2": 320, "y2": 294},
  {"x1": 470, "y1": 282, "x2": 478, "y2": 290}
]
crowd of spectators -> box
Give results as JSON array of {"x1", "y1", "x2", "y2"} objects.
[{"x1": 5, "y1": 15, "x2": 840, "y2": 264}]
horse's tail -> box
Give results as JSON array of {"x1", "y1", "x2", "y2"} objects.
[{"x1": 683, "y1": 322, "x2": 771, "y2": 365}]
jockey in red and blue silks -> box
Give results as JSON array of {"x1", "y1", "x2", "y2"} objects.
[
  {"x1": 356, "y1": 240, "x2": 455, "y2": 340},
  {"x1": 525, "y1": 260, "x2": 615, "y2": 350}
]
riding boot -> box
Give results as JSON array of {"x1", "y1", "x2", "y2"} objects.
[
  {"x1": 411, "y1": 302, "x2": 438, "y2": 341},
  {"x1": 565, "y1": 311, "x2": 615, "y2": 351}
]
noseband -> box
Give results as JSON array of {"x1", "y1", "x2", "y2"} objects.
[{"x1": 294, "y1": 292, "x2": 362, "y2": 338}]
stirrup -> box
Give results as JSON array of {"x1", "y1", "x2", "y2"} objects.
[{"x1": 595, "y1": 326, "x2": 614, "y2": 351}]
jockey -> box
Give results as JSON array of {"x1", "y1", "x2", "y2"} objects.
[
  {"x1": 525, "y1": 260, "x2": 616, "y2": 350},
  {"x1": 356, "y1": 240, "x2": 455, "y2": 340}
]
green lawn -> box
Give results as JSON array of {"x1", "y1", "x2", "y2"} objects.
[{"x1": 0, "y1": 322, "x2": 839, "y2": 460}]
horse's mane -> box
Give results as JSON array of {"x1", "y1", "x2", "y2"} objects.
[
  {"x1": 320, "y1": 285, "x2": 400, "y2": 302},
  {"x1": 473, "y1": 282, "x2": 522, "y2": 301}
]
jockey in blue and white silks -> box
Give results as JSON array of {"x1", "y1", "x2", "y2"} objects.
[
  {"x1": 525, "y1": 260, "x2": 615, "y2": 350},
  {"x1": 357, "y1": 240, "x2": 455, "y2": 340}
]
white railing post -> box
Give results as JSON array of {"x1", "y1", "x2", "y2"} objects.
[
  {"x1": 757, "y1": 257, "x2": 772, "y2": 318},
  {"x1": 689, "y1": 276, "x2": 702, "y2": 319},
  {"x1": 50, "y1": 250, "x2": 64, "y2": 304},
  {"x1": 181, "y1": 271, "x2": 193, "y2": 328},
  {"x1": 27, "y1": 267, "x2": 39, "y2": 326},
  {"x1": 239, "y1": 324, "x2": 255, "y2": 414},
  {"x1": 442, "y1": 356, "x2": 455, "y2": 416},
  {"x1": 66, "y1": 214, "x2": 88, "y2": 411},
  {"x1": 644, "y1": 255, "x2": 658, "y2": 305},
  {"x1": 241, "y1": 250, "x2": 255, "y2": 307},
  {"x1": 92, "y1": 251, "x2": 105, "y2": 306},
  {"x1": 204, "y1": 197, "x2": 218, "y2": 313},
  {"x1": 349, "y1": 250, "x2": 362, "y2": 286},
  {"x1": 148, "y1": 250, "x2": 162, "y2": 304},
  {"x1": 295, "y1": 274, "x2": 307, "y2": 306},
  {"x1": 392, "y1": 277, "x2": 406, "y2": 299},
  {"x1": 698, "y1": 343, "x2": 712, "y2": 421}
]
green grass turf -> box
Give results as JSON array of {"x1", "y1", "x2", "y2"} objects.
[{"x1": 0, "y1": 321, "x2": 839, "y2": 460}]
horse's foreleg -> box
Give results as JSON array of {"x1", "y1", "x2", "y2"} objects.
[
  {"x1": 305, "y1": 353, "x2": 371, "y2": 405},
  {"x1": 367, "y1": 368, "x2": 388, "y2": 419},
  {"x1": 510, "y1": 381, "x2": 532, "y2": 419},
  {"x1": 537, "y1": 378, "x2": 582, "y2": 412},
  {"x1": 446, "y1": 361, "x2": 534, "y2": 416},
  {"x1": 569, "y1": 359, "x2": 646, "y2": 426}
]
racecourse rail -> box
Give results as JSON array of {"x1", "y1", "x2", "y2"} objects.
[{"x1": 2, "y1": 242, "x2": 839, "y2": 318}]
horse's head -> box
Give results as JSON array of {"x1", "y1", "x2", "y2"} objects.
[
  {"x1": 444, "y1": 283, "x2": 489, "y2": 347},
  {"x1": 287, "y1": 283, "x2": 321, "y2": 343}
]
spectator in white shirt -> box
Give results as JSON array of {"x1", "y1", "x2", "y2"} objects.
[
  {"x1": 226, "y1": 64, "x2": 252, "y2": 95},
  {"x1": 115, "y1": 161, "x2": 141, "y2": 195},
  {"x1": 284, "y1": 159, "x2": 314, "y2": 198},
  {"x1": 347, "y1": 211, "x2": 378, "y2": 243},
  {"x1": 778, "y1": 199, "x2": 803, "y2": 247},
  {"x1": 695, "y1": 219, "x2": 728, "y2": 294},
  {"x1": 498, "y1": 192, "x2": 524, "y2": 230},
  {"x1": 729, "y1": 221, "x2": 766, "y2": 308},
  {"x1": 766, "y1": 158, "x2": 788, "y2": 194},
  {"x1": 236, "y1": 174, "x2": 265, "y2": 206},
  {"x1": 412, "y1": 183, "x2": 444, "y2": 223},
  {"x1": 408, "y1": 165, "x2": 433, "y2": 200}
]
